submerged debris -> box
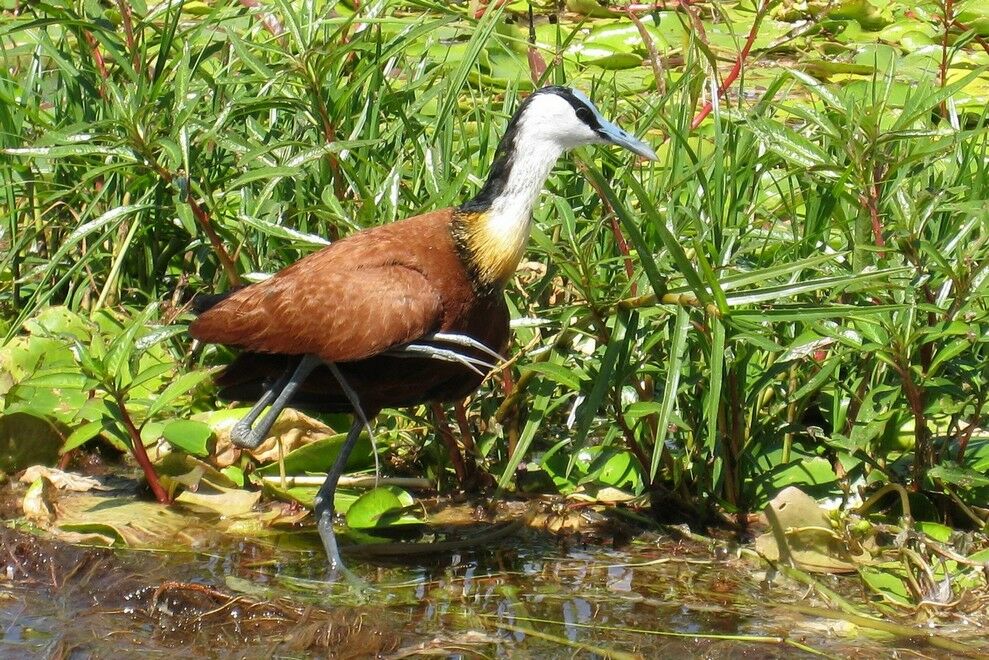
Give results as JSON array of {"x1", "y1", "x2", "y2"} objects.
[{"x1": 0, "y1": 528, "x2": 399, "y2": 656}]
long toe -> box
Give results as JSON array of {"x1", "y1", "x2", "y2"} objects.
[
  {"x1": 230, "y1": 422, "x2": 263, "y2": 449},
  {"x1": 317, "y1": 511, "x2": 376, "y2": 592}
]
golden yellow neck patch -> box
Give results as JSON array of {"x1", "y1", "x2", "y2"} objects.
[{"x1": 452, "y1": 210, "x2": 532, "y2": 288}]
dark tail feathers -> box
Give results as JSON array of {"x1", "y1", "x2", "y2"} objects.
[{"x1": 191, "y1": 288, "x2": 241, "y2": 315}]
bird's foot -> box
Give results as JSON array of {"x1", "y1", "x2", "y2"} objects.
[
  {"x1": 388, "y1": 343, "x2": 497, "y2": 376},
  {"x1": 317, "y1": 511, "x2": 376, "y2": 593},
  {"x1": 230, "y1": 420, "x2": 267, "y2": 449},
  {"x1": 424, "y1": 332, "x2": 506, "y2": 363}
]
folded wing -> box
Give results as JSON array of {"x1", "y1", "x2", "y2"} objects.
[{"x1": 190, "y1": 253, "x2": 444, "y2": 363}]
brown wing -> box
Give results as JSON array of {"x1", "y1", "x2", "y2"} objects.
[{"x1": 190, "y1": 262, "x2": 444, "y2": 363}]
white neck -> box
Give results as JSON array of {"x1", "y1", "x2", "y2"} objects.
[{"x1": 484, "y1": 138, "x2": 561, "y2": 239}]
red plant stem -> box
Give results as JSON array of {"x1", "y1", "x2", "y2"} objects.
[
  {"x1": 611, "y1": 217, "x2": 638, "y2": 293},
  {"x1": 114, "y1": 0, "x2": 140, "y2": 74},
  {"x1": 613, "y1": 392, "x2": 653, "y2": 476},
  {"x1": 82, "y1": 31, "x2": 108, "y2": 97},
  {"x1": 432, "y1": 402, "x2": 469, "y2": 484},
  {"x1": 897, "y1": 362, "x2": 931, "y2": 490},
  {"x1": 580, "y1": 162, "x2": 638, "y2": 296},
  {"x1": 142, "y1": 153, "x2": 241, "y2": 287},
  {"x1": 526, "y1": 3, "x2": 547, "y2": 84},
  {"x1": 863, "y1": 182, "x2": 886, "y2": 249},
  {"x1": 117, "y1": 396, "x2": 171, "y2": 504},
  {"x1": 691, "y1": 0, "x2": 770, "y2": 130},
  {"x1": 953, "y1": 18, "x2": 989, "y2": 56},
  {"x1": 313, "y1": 93, "x2": 346, "y2": 203}
]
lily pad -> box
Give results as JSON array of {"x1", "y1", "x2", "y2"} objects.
[{"x1": 344, "y1": 485, "x2": 423, "y2": 530}]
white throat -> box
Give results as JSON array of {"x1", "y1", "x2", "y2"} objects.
[{"x1": 482, "y1": 136, "x2": 563, "y2": 253}]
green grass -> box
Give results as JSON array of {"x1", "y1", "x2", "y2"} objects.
[{"x1": 2, "y1": 0, "x2": 989, "y2": 591}]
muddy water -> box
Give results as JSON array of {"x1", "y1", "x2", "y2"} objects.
[{"x1": 3, "y1": 513, "x2": 982, "y2": 659}]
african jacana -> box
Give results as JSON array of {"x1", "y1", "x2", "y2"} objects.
[{"x1": 190, "y1": 86, "x2": 656, "y2": 573}]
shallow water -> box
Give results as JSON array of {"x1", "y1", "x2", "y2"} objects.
[{"x1": 2, "y1": 507, "x2": 984, "y2": 659}]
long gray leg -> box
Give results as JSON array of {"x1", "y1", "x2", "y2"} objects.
[
  {"x1": 317, "y1": 363, "x2": 378, "y2": 586},
  {"x1": 231, "y1": 354, "x2": 321, "y2": 449},
  {"x1": 314, "y1": 418, "x2": 364, "y2": 573}
]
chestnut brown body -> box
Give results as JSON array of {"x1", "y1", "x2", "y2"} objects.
[{"x1": 190, "y1": 209, "x2": 509, "y2": 415}]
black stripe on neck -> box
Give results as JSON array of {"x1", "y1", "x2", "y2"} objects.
[{"x1": 459, "y1": 100, "x2": 527, "y2": 213}]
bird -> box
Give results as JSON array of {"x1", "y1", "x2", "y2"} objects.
[{"x1": 190, "y1": 85, "x2": 656, "y2": 574}]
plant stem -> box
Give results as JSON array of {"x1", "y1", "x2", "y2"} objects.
[
  {"x1": 115, "y1": 394, "x2": 171, "y2": 504},
  {"x1": 690, "y1": 0, "x2": 770, "y2": 130},
  {"x1": 940, "y1": 0, "x2": 955, "y2": 99}
]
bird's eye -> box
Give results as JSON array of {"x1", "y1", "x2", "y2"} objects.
[{"x1": 575, "y1": 107, "x2": 596, "y2": 126}]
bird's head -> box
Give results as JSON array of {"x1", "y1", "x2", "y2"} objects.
[
  {"x1": 512, "y1": 86, "x2": 658, "y2": 161},
  {"x1": 455, "y1": 86, "x2": 656, "y2": 287}
]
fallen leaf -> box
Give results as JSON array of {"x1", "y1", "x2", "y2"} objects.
[
  {"x1": 755, "y1": 486, "x2": 870, "y2": 573},
  {"x1": 53, "y1": 493, "x2": 220, "y2": 548},
  {"x1": 198, "y1": 408, "x2": 341, "y2": 467},
  {"x1": 175, "y1": 484, "x2": 261, "y2": 517},
  {"x1": 20, "y1": 465, "x2": 108, "y2": 492}
]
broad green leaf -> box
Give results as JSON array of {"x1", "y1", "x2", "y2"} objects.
[
  {"x1": 344, "y1": 485, "x2": 423, "y2": 530},
  {"x1": 161, "y1": 419, "x2": 214, "y2": 457},
  {"x1": 255, "y1": 431, "x2": 373, "y2": 475},
  {"x1": 61, "y1": 420, "x2": 105, "y2": 454},
  {"x1": 859, "y1": 565, "x2": 913, "y2": 605},
  {"x1": 519, "y1": 362, "x2": 582, "y2": 391}
]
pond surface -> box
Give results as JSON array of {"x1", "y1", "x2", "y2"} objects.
[{"x1": 2, "y1": 493, "x2": 984, "y2": 658}]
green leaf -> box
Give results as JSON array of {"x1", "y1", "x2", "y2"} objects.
[
  {"x1": 161, "y1": 419, "x2": 214, "y2": 457},
  {"x1": 574, "y1": 310, "x2": 634, "y2": 447},
  {"x1": 344, "y1": 485, "x2": 423, "y2": 530},
  {"x1": 220, "y1": 465, "x2": 245, "y2": 488},
  {"x1": 927, "y1": 464, "x2": 989, "y2": 490},
  {"x1": 576, "y1": 446, "x2": 644, "y2": 492},
  {"x1": 228, "y1": 165, "x2": 302, "y2": 189},
  {"x1": 105, "y1": 304, "x2": 159, "y2": 387},
  {"x1": 19, "y1": 368, "x2": 93, "y2": 390},
  {"x1": 62, "y1": 420, "x2": 105, "y2": 454},
  {"x1": 747, "y1": 118, "x2": 836, "y2": 172},
  {"x1": 519, "y1": 362, "x2": 582, "y2": 391},
  {"x1": 651, "y1": 307, "x2": 689, "y2": 479},
  {"x1": 915, "y1": 521, "x2": 953, "y2": 543},
  {"x1": 859, "y1": 565, "x2": 913, "y2": 605},
  {"x1": 146, "y1": 369, "x2": 213, "y2": 418},
  {"x1": 255, "y1": 431, "x2": 373, "y2": 475}
]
